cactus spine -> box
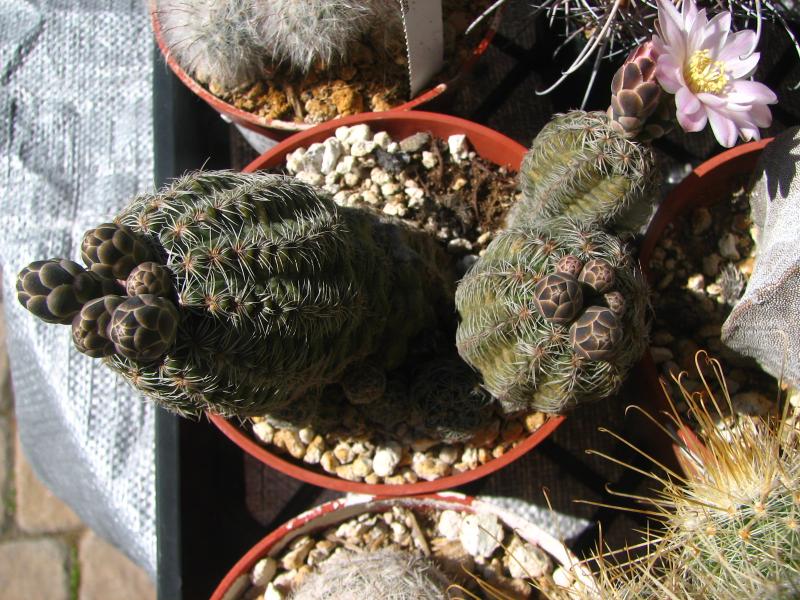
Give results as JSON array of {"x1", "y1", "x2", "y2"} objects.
[
  {"x1": 455, "y1": 218, "x2": 648, "y2": 414},
  {"x1": 17, "y1": 171, "x2": 453, "y2": 418}
]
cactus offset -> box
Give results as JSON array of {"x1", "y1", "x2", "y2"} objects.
[
  {"x1": 17, "y1": 171, "x2": 453, "y2": 418},
  {"x1": 510, "y1": 111, "x2": 658, "y2": 233},
  {"x1": 455, "y1": 218, "x2": 648, "y2": 414}
]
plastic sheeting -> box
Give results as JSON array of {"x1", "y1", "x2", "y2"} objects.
[{"x1": 0, "y1": 0, "x2": 156, "y2": 578}]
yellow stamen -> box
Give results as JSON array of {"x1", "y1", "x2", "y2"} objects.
[{"x1": 684, "y1": 49, "x2": 729, "y2": 94}]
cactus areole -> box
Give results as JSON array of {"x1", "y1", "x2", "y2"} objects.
[{"x1": 16, "y1": 171, "x2": 454, "y2": 417}]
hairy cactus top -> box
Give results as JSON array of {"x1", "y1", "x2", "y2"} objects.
[
  {"x1": 455, "y1": 218, "x2": 648, "y2": 414},
  {"x1": 17, "y1": 171, "x2": 453, "y2": 418},
  {"x1": 510, "y1": 110, "x2": 658, "y2": 233}
]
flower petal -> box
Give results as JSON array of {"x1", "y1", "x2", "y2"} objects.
[
  {"x1": 676, "y1": 86, "x2": 701, "y2": 114},
  {"x1": 657, "y1": 0, "x2": 686, "y2": 56},
  {"x1": 700, "y1": 12, "x2": 731, "y2": 58},
  {"x1": 682, "y1": 0, "x2": 699, "y2": 29},
  {"x1": 688, "y1": 8, "x2": 709, "y2": 52},
  {"x1": 749, "y1": 102, "x2": 773, "y2": 128},
  {"x1": 696, "y1": 92, "x2": 728, "y2": 108},
  {"x1": 727, "y1": 80, "x2": 778, "y2": 105},
  {"x1": 707, "y1": 108, "x2": 739, "y2": 147},
  {"x1": 718, "y1": 30, "x2": 757, "y2": 62},
  {"x1": 726, "y1": 52, "x2": 760, "y2": 78},
  {"x1": 677, "y1": 102, "x2": 708, "y2": 133},
  {"x1": 655, "y1": 55, "x2": 685, "y2": 93}
]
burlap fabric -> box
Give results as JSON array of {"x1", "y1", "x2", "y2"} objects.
[
  {"x1": 0, "y1": 0, "x2": 156, "y2": 578},
  {"x1": 722, "y1": 127, "x2": 800, "y2": 388}
]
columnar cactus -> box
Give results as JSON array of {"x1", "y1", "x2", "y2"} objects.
[
  {"x1": 17, "y1": 171, "x2": 454, "y2": 417},
  {"x1": 455, "y1": 218, "x2": 648, "y2": 414},
  {"x1": 510, "y1": 111, "x2": 659, "y2": 233}
]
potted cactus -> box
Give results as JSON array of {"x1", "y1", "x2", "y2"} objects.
[
  {"x1": 151, "y1": 0, "x2": 502, "y2": 138},
  {"x1": 204, "y1": 110, "x2": 568, "y2": 493},
  {"x1": 209, "y1": 494, "x2": 596, "y2": 600}
]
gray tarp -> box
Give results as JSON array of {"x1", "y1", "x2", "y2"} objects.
[{"x1": 0, "y1": 0, "x2": 156, "y2": 578}]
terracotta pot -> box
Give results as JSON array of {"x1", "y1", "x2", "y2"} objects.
[
  {"x1": 208, "y1": 110, "x2": 566, "y2": 494},
  {"x1": 210, "y1": 493, "x2": 595, "y2": 600},
  {"x1": 149, "y1": 1, "x2": 501, "y2": 140},
  {"x1": 637, "y1": 138, "x2": 773, "y2": 473}
]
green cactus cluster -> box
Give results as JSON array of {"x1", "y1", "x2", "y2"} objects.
[
  {"x1": 508, "y1": 110, "x2": 658, "y2": 234},
  {"x1": 455, "y1": 218, "x2": 648, "y2": 414},
  {"x1": 17, "y1": 171, "x2": 454, "y2": 418}
]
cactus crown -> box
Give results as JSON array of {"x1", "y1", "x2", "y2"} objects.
[
  {"x1": 455, "y1": 217, "x2": 648, "y2": 414},
  {"x1": 510, "y1": 110, "x2": 658, "y2": 234},
  {"x1": 17, "y1": 171, "x2": 454, "y2": 419}
]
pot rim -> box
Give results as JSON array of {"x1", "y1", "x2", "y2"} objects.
[
  {"x1": 209, "y1": 493, "x2": 594, "y2": 600},
  {"x1": 149, "y1": 0, "x2": 502, "y2": 134},
  {"x1": 206, "y1": 110, "x2": 566, "y2": 495}
]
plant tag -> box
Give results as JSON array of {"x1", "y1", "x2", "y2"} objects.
[{"x1": 399, "y1": 0, "x2": 444, "y2": 96}]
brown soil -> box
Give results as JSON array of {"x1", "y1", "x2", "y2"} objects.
[{"x1": 211, "y1": 0, "x2": 496, "y2": 124}]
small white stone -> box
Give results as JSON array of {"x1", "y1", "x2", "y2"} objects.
[
  {"x1": 296, "y1": 171, "x2": 323, "y2": 186},
  {"x1": 373, "y1": 130, "x2": 392, "y2": 149},
  {"x1": 251, "y1": 557, "x2": 277, "y2": 586},
  {"x1": 399, "y1": 131, "x2": 431, "y2": 153},
  {"x1": 448, "y1": 134, "x2": 469, "y2": 161},
  {"x1": 335, "y1": 125, "x2": 351, "y2": 141},
  {"x1": 476, "y1": 231, "x2": 492, "y2": 246},
  {"x1": 382, "y1": 202, "x2": 405, "y2": 217},
  {"x1": 343, "y1": 172, "x2": 361, "y2": 187},
  {"x1": 371, "y1": 167, "x2": 392, "y2": 185},
  {"x1": 286, "y1": 148, "x2": 306, "y2": 173},
  {"x1": 461, "y1": 446, "x2": 479, "y2": 468},
  {"x1": 321, "y1": 138, "x2": 343, "y2": 174},
  {"x1": 459, "y1": 513, "x2": 504, "y2": 558},
  {"x1": 302, "y1": 142, "x2": 326, "y2": 173},
  {"x1": 324, "y1": 172, "x2": 339, "y2": 187},
  {"x1": 438, "y1": 445, "x2": 459, "y2": 465},
  {"x1": 373, "y1": 443, "x2": 402, "y2": 477},
  {"x1": 386, "y1": 141, "x2": 400, "y2": 153},
  {"x1": 332, "y1": 190, "x2": 349, "y2": 206},
  {"x1": 437, "y1": 510, "x2": 464, "y2": 540},
  {"x1": 298, "y1": 427, "x2": 315, "y2": 444},
  {"x1": 335, "y1": 155, "x2": 357, "y2": 175},
  {"x1": 686, "y1": 273, "x2": 705, "y2": 292},
  {"x1": 281, "y1": 536, "x2": 314, "y2": 570},
  {"x1": 264, "y1": 582, "x2": 284, "y2": 600},
  {"x1": 506, "y1": 536, "x2": 551, "y2": 579},
  {"x1": 350, "y1": 139, "x2": 376, "y2": 157},
  {"x1": 404, "y1": 178, "x2": 419, "y2": 189},
  {"x1": 346, "y1": 123, "x2": 372, "y2": 144},
  {"x1": 421, "y1": 151, "x2": 438, "y2": 169},
  {"x1": 253, "y1": 421, "x2": 275, "y2": 444},
  {"x1": 447, "y1": 238, "x2": 473, "y2": 255},
  {"x1": 451, "y1": 177, "x2": 468, "y2": 191},
  {"x1": 380, "y1": 182, "x2": 401, "y2": 198},
  {"x1": 333, "y1": 442, "x2": 354, "y2": 464},
  {"x1": 362, "y1": 190, "x2": 380, "y2": 205},
  {"x1": 718, "y1": 233, "x2": 741, "y2": 260},
  {"x1": 303, "y1": 435, "x2": 325, "y2": 464},
  {"x1": 405, "y1": 187, "x2": 425, "y2": 203}
]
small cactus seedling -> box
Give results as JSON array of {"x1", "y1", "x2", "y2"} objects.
[
  {"x1": 17, "y1": 171, "x2": 454, "y2": 418},
  {"x1": 455, "y1": 218, "x2": 648, "y2": 414}
]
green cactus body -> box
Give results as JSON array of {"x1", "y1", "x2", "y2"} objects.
[
  {"x1": 510, "y1": 111, "x2": 658, "y2": 233},
  {"x1": 455, "y1": 218, "x2": 648, "y2": 414},
  {"x1": 105, "y1": 171, "x2": 453, "y2": 417}
]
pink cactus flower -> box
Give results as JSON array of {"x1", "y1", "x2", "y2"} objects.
[{"x1": 652, "y1": 0, "x2": 777, "y2": 147}]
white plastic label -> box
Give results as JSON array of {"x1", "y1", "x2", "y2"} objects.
[{"x1": 399, "y1": 0, "x2": 444, "y2": 96}]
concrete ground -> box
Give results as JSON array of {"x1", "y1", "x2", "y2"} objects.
[{"x1": 0, "y1": 295, "x2": 156, "y2": 600}]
